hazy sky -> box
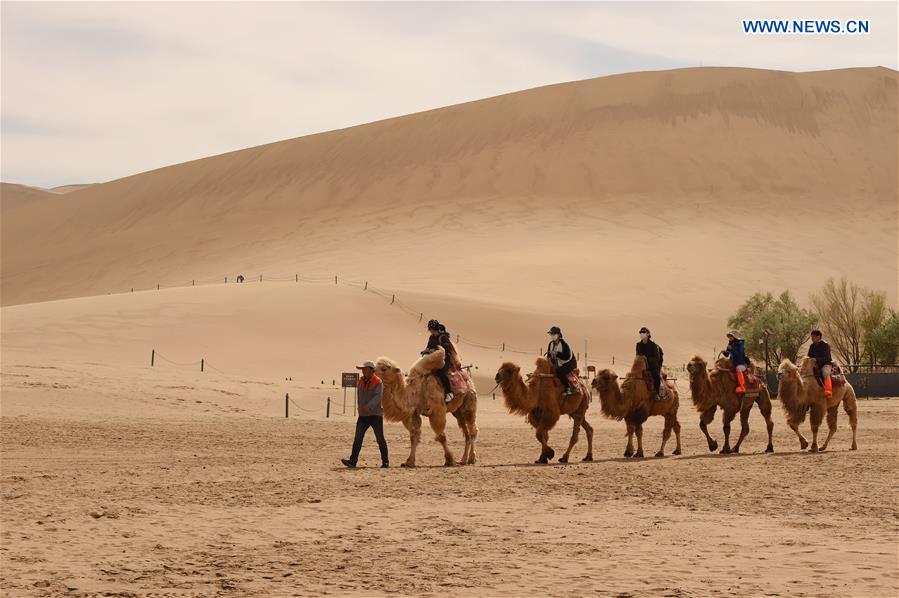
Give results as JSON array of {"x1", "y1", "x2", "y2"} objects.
[{"x1": 2, "y1": 1, "x2": 897, "y2": 188}]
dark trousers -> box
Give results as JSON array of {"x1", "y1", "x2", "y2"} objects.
[
  {"x1": 556, "y1": 360, "x2": 577, "y2": 389},
  {"x1": 349, "y1": 415, "x2": 389, "y2": 465},
  {"x1": 648, "y1": 366, "x2": 661, "y2": 392},
  {"x1": 435, "y1": 363, "x2": 453, "y2": 394}
]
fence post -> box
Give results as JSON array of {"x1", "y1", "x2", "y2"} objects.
[
  {"x1": 285, "y1": 393, "x2": 289, "y2": 418},
  {"x1": 192, "y1": 280, "x2": 195, "y2": 286},
  {"x1": 502, "y1": 343, "x2": 505, "y2": 352},
  {"x1": 326, "y1": 397, "x2": 331, "y2": 418},
  {"x1": 391, "y1": 294, "x2": 395, "y2": 304},
  {"x1": 260, "y1": 274, "x2": 263, "y2": 282},
  {"x1": 151, "y1": 349, "x2": 155, "y2": 367},
  {"x1": 157, "y1": 284, "x2": 160, "y2": 290},
  {"x1": 225, "y1": 276, "x2": 228, "y2": 283},
  {"x1": 419, "y1": 313, "x2": 423, "y2": 322},
  {"x1": 296, "y1": 274, "x2": 298, "y2": 282},
  {"x1": 335, "y1": 276, "x2": 338, "y2": 285},
  {"x1": 131, "y1": 288, "x2": 133, "y2": 293},
  {"x1": 200, "y1": 359, "x2": 204, "y2": 372},
  {"x1": 364, "y1": 281, "x2": 368, "y2": 290}
]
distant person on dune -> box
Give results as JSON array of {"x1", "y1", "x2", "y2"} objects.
[
  {"x1": 636, "y1": 327, "x2": 664, "y2": 401},
  {"x1": 341, "y1": 360, "x2": 389, "y2": 469},
  {"x1": 546, "y1": 326, "x2": 577, "y2": 395},
  {"x1": 421, "y1": 319, "x2": 456, "y2": 403},
  {"x1": 722, "y1": 331, "x2": 750, "y2": 394}
]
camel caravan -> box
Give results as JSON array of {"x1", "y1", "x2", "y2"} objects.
[{"x1": 355, "y1": 322, "x2": 858, "y2": 467}]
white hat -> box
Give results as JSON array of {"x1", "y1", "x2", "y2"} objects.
[{"x1": 356, "y1": 361, "x2": 376, "y2": 369}]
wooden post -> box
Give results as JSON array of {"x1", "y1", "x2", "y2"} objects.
[
  {"x1": 157, "y1": 284, "x2": 160, "y2": 290},
  {"x1": 131, "y1": 288, "x2": 133, "y2": 293},
  {"x1": 225, "y1": 276, "x2": 228, "y2": 283},
  {"x1": 419, "y1": 313, "x2": 422, "y2": 322},
  {"x1": 295, "y1": 274, "x2": 298, "y2": 282},
  {"x1": 364, "y1": 281, "x2": 368, "y2": 290},
  {"x1": 192, "y1": 280, "x2": 195, "y2": 286},
  {"x1": 200, "y1": 359, "x2": 204, "y2": 372},
  {"x1": 259, "y1": 274, "x2": 263, "y2": 282},
  {"x1": 326, "y1": 397, "x2": 331, "y2": 418},
  {"x1": 502, "y1": 343, "x2": 505, "y2": 352},
  {"x1": 334, "y1": 276, "x2": 338, "y2": 285},
  {"x1": 285, "y1": 393, "x2": 289, "y2": 418},
  {"x1": 151, "y1": 349, "x2": 155, "y2": 367},
  {"x1": 343, "y1": 388, "x2": 347, "y2": 414}
]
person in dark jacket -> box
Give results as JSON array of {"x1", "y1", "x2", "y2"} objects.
[
  {"x1": 636, "y1": 327, "x2": 664, "y2": 400},
  {"x1": 546, "y1": 326, "x2": 577, "y2": 395},
  {"x1": 807, "y1": 329, "x2": 834, "y2": 397},
  {"x1": 341, "y1": 361, "x2": 389, "y2": 468},
  {"x1": 722, "y1": 330, "x2": 750, "y2": 394},
  {"x1": 422, "y1": 319, "x2": 455, "y2": 403}
]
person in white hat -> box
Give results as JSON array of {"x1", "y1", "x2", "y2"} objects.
[{"x1": 341, "y1": 360, "x2": 389, "y2": 468}]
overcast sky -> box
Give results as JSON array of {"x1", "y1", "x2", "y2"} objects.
[{"x1": 2, "y1": 1, "x2": 897, "y2": 188}]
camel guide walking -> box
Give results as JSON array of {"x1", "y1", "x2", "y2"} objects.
[{"x1": 341, "y1": 360, "x2": 389, "y2": 468}]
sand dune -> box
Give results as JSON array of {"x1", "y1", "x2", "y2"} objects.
[{"x1": 2, "y1": 67, "x2": 896, "y2": 322}]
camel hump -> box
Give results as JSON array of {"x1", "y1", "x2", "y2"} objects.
[{"x1": 410, "y1": 347, "x2": 445, "y2": 376}]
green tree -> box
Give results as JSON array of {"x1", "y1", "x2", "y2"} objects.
[
  {"x1": 728, "y1": 291, "x2": 818, "y2": 369},
  {"x1": 865, "y1": 311, "x2": 899, "y2": 365}
]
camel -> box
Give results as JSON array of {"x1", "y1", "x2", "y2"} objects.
[
  {"x1": 776, "y1": 357, "x2": 858, "y2": 452},
  {"x1": 494, "y1": 357, "x2": 593, "y2": 464},
  {"x1": 591, "y1": 356, "x2": 682, "y2": 458},
  {"x1": 374, "y1": 348, "x2": 479, "y2": 467},
  {"x1": 686, "y1": 355, "x2": 775, "y2": 454}
]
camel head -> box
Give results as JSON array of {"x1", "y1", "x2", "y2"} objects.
[
  {"x1": 777, "y1": 358, "x2": 799, "y2": 381},
  {"x1": 686, "y1": 355, "x2": 708, "y2": 377},
  {"x1": 592, "y1": 368, "x2": 619, "y2": 393},
  {"x1": 494, "y1": 362, "x2": 521, "y2": 385},
  {"x1": 798, "y1": 356, "x2": 818, "y2": 377},
  {"x1": 374, "y1": 357, "x2": 403, "y2": 384}
]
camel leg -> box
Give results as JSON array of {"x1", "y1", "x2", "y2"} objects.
[
  {"x1": 452, "y1": 410, "x2": 471, "y2": 465},
  {"x1": 655, "y1": 416, "x2": 672, "y2": 457},
  {"x1": 633, "y1": 424, "x2": 645, "y2": 458},
  {"x1": 534, "y1": 428, "x2": 554, "y2": 464},
  {"x1": 671, "y1": 416, "x2": 682, "y2": 455},
  {"x1": 732, "y1": 406, "x2": 751, "y2": 454},
  {"x1": 466, "y1": 414, "x2": 480, "y2": 464},
  {"x1": 787, "y1": 417, "x2": 809, "y2": 450},
  {"x1": 818, "y1": 405, "x2": 839, "y2": 452},
  {"x1": 624, "y1": 423, "x2": 635, "y2": 458},
  {"x1": 400, "y1": 413, "x2": 422, "y2": 467},
  {"x1": 581, "y1": 417, "x2": 594, "y2": 461},
  {"x1": 843, "y1": 390, "x2": 858, "y2": 450},
  {"x1": 809, "y1": 401, "x2": 825, "y2": 452},
  {"x1": 720, "y1": 410, "x2": 736, "y2": 454},
  {"x1": 699, "y1": 406, "x2": 718, "y2": 452},
  {"x1": 558, "y1": 414, "x2": 582, "y2": 463},
  {"x1": 757, "y1": 393, "x2": 775, "y2": 453},
  {"x1": 427, "y1": 410, "x2": 455, "y2": 466}
]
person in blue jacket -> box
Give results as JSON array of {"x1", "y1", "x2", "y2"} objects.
[{"x1": 722, "y1": 331, "x2": 750, "y2": 394}]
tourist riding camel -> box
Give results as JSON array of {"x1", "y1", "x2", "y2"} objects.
[
  {"x1": 636, "y1": 327, "x2": 664, "y2": 400},
  {"x1": 545, "y1": 326, "x2": 577, "y2": 395},
  {"x1": 807, "y1": 330, "x2": 834, "y2": 397},
  {"x1": 722, "y1": 331, "x2": 750, "y2": 394},
  {"x1": 421, "y1": 319, "x2": 457, "y2": 403}
]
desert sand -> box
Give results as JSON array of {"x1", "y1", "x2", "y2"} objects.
[{"x1": 1, "y1": 66, "x2": 898, "y2": 596}]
